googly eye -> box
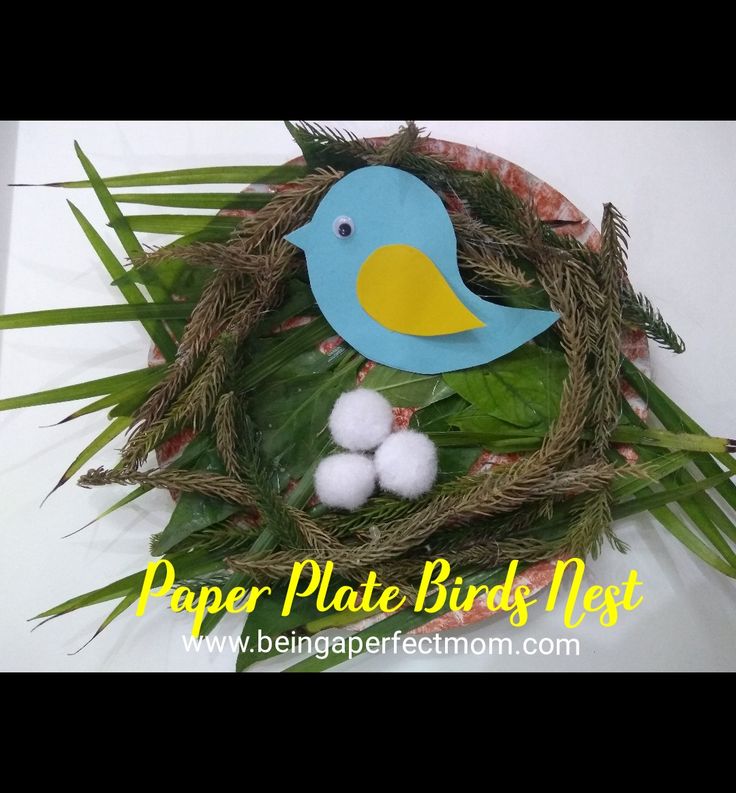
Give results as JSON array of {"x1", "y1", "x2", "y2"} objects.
[{"x1": 332, "y1": 215, "x2": 355, "y2": 239}]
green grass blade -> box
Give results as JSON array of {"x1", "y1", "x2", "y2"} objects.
[
  {"x1": 621, "y1": 358, "x2": 736, "y2": 476},
  {"x1": 622, "y1": 361, "x2": 736, "y2": 514},
  {"x1": 73, "y1": 143, "x2": 184, "y2": 336},
  {"x1": 32, "y1": 549, "x2": 224, "y2": 619},
  {"x1": 29, "y1": 164, "x2": 308, "y2": 189},
  {"x1": 612, "y1": 471, "x2": 733, "y2": 518},
  {"x1": 113, "y1": 192, "x2": 273, "y2": 210},
  {"x1": 0, "y1": 302, "x2": 194, "y2": 330},
  {"x1": 54, "y1": 367, "x2": 166, "y2": 423},
  {"x1": 71, "y1": 591, "x2": 139, "y2": 653},
  {"x1": 0, "y1": 366, "x2": 158, "y2": 411},
  {"x1": 612, "y1": 451, "x2": 691, "y2": 499},
  {"x1": 46, "y1": 415, "x2": 130, "y2": 496},
  {"x1": 67, "y1": 201, "x2": 177, "y2": 361},
  {"x1": 64, "y1": 485, "x2": 150, "y2": 538},
  {"x1": 121, "y1": 215, "x2": 240, "y2": 236},
  {"x1": 647, "y1": 504, "x2": 736, "y2": 578},
  {"x1": 676, "y1": 492, "x2": 736, "y2": 567}
]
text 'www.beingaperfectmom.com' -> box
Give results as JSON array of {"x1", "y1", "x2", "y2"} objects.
[{"x1": 181, "y1": 631, "x2": 581, "y2": 661}]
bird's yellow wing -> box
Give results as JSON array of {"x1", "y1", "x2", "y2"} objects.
[{"x1": 356, "y1": 244, "x2": 484, "y2": 336}]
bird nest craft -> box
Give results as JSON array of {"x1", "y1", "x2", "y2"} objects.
[{"x1": 6, "y1": 121, "x2": 735, "y2": 672}]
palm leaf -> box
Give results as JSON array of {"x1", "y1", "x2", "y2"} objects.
[
  {"x1": 0, "y1": 303, "x2": 193, "y2": 330},
  {"x1": 113, "y1": 192, "x2": 273, "y2": 210},
  {"x1": 67, "y1": 201, "x2": 177, "y2": 360},
  {"x1": 22, "y1": 164, "x2": 308, "y2": 189},
  {"x1": 0, "y1": 366, "x2": 160, "y2": 412},
  {"x1": 122, "y1": 215, "x2": 240, "y2": 236}
]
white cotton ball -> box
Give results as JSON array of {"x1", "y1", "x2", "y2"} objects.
[
  {"x1": 314, "y1": 452, "x2": 376, "y2": 511},
  {"x1": 328, "y1": 388, "x2": 394, "y2": 452},
  {"x1": 374, "y1": 430, "x2": 438, "y2": 499}
]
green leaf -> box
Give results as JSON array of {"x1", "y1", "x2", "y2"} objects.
[
  {"x1": 67, "y1": 201, "x2": 177, "y2": 360},
  {"x1": 361, "y1": 365, "x2": 455, "y2": 409},
  {"x1": 66, "y1": 485, "x2": 150, "y2": 538},
  {"x1": 151, "y1": 443, "x2": 248, "y2": 556},
  {"x1": 121, "y1": 214, "x2": 240, "y2": 236},
  {"x1": 200, "y1": 529, "x2": 279, "y2": 637},
  {"x1": 113, "y1": 192, "x2": 274, "y2": 210},
  {"x1": 444, "y1": 344, "x2": 568, "y2": 429},
  {"x1": 646, "y1": 503, "x2": 736, "y2": 579},
  {"x1": 54, "y1": 367, "x2": 166, "y2": 423},
  {"x1": 410, "y1": 395, "x2": 470, "y2": 432},
  {"x1": 33, "y1": 549, "x2": 224, "y2": 619},
  {"x1": 238, "y1": 317, "x2": 335, "y2": 389},
  {"x1": 236, "y1": 582, "x2": 337, "y2": 671},
  {"x1": 0, "y1": 366, "x2": 159, "y2": 412},
  {"x1": 47, "y1": 416, "x2": 130, "y2": 496},
  {"x1": 436, "y1": 446, "x2": 483, "y2": 482},
  {"x1": 612, "y1": 452, "x2": 691, "y2": 499},
  {"x1": 0, "y1": 302, "x2": 194, "y2": 330},
  {"x1": 153, "y1": 493, "x2": 239, "y2": 556},
  {"x1": 283, "y1": 567, "x2": 509, "y2": 672},
  {"x1": 74, "y1": 143, "x2": 188, "y2": 338},
  {"x1": 612, "y1": 471, "x2": 734, "y2": 519},
  {"x1": 38, "y1": 164, "x2": 308, "y2": 189},
  {"x1": 252, "y1": 363, "x2": 358, "y2": 482}
]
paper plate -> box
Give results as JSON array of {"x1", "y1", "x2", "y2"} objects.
[{"x1": 156, "y1": 135, "x2": 651, "y2": 634}]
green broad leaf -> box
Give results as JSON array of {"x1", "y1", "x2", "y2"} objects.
[
  {"x1": 112, "y1": 192, "x2": 274, "y2": 210},
  {"x1": 38, "y1": 164, "x2": 308, "y2": 189},
  {"x1": 33, "y1": 548, "x2": 225, "y2": 619},
  {"x1": 283, "y1": 567, "x2": 509, "y2": 673},
  {"x1": 152, "y1": 449, "x2": 240, "y2": 556},
  {"x1": 448, "y1": 409, "x2": 545, "y2": 437},
  {"x1": 0, "y1": 366, "x2": 159, "y2": 412},
  {"x1": 443, "y1": 344, "x2": 568, "y2": 429},
  {"x1": 0, "y1": 302, "x2": 194, "y2": 330},
  {"x1": 361, "y1": 365, "x2": 455, "y2": 409},
  {"x1": 437, "y1": 446, "x2": 482, "y2": 482},
  {"x1": 238, "y1": 317, "x2": 335, "y2": 389},
  {"x1": 410, "y1": 395, "x2": 470, "y2": 432},
  {"x1": 67, "y1": 201, "x2": 177, "y2": 361},
  {"x1": 252, "y1": 364, "x2": 359, "y2": 482},
  {"x1": 56, "y1": 367, "x2": 166, "y2": 423},
  {"x1": 236, "y1": 582, "x2": 338, "y2": 672},
  {"x1": 48, "y1": 415, "x2": 131, "y2": 496},
  {"x1": 121, "y1": 215, "x2": 240, "y2": 236},
  {"x1": 153, "y1": 493, "x2": 240, "y2": 556},
  {"x1": 199, "y1": 529, "x2": 278, "y2": 637}
]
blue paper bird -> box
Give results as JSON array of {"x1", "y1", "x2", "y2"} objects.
[{"x1": 285, "y1": 165, "x2": 558, "y2": 375}]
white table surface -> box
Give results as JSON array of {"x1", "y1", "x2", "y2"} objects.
[{"x1": 1, "y1": 120, "x2": 735, "y2": 672}]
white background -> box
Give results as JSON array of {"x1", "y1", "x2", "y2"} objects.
[{"x1": 1, "y1": 120, "x2": 735, "y2": 672}]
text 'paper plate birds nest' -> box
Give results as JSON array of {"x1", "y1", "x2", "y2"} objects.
[{"x1": 5, "y1": 121, "x2": 736, "y2": 672}]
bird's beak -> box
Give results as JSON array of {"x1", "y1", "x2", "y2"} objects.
[{"x1": 284, "y1": 222, "x2": 313, "y2": 251}]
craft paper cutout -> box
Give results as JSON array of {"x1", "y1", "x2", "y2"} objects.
[
  {"x1": 356, "y1": 243, "x2": 485, "y2": 336},
  {"x1": 285, "y1": 165, "x2": 559, "y2": 375}
]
